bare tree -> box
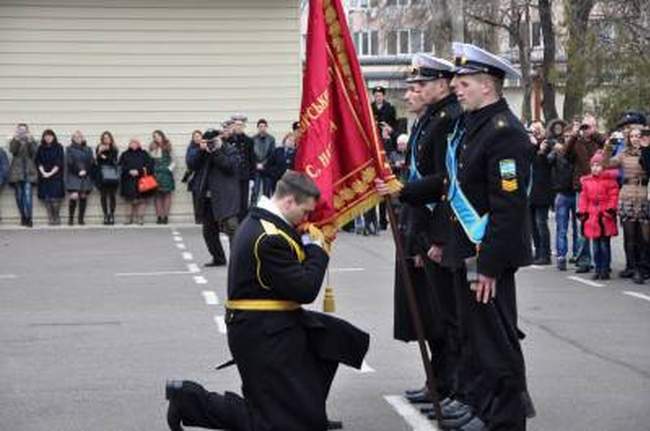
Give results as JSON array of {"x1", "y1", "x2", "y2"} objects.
[
  {"x1": 538, "y1": 0, "x2": 559, "y2": 120},
  {"x1": 464, "y1": 0, "x2": 535, "y2": 123},
  {"x1": 562, "y1": 0, "x2": 596, "y2": 121}
]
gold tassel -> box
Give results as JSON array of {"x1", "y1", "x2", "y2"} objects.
[{"x1": 323, "y1": 286, "x2": 336, "y2": 313}]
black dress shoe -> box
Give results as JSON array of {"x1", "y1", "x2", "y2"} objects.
[
  {"x1": 204, "y1": 260, "x2": 227, "y2": 267},
  {"x1": 633, "y1": 270, "x2": 645, "y2": 284},
  {"x1": 165, "y1": 380, "x2": 184, "y2": 431},
  {"x1": 405, "y1": 391, "x2": 431, "y2": 404},
  {"x1": 575, "y1": 265, "x2": 591, "y2": 274},
  {"x1": 405, "y1": 386, "x2": 426, "y2": 396},
  {"x1": 327, "y1": 419, "x2": 343, "y2": 429},
  {"x1": 419, "y1": 397, "x2": 454, "y2": 415},
  {"x1": 427, "y1": 400, "x2": 471, "y2": 420},
  {"x1": 619, "y1": 268, "x2": 634, "y2": 278},
  {"x1": 533, "y1": 257, "x2": 551, "y2": 265},
  {"x1": 436, "y1": 411, "x2": 473, "y2": 429},
  {"x1": 454, "y1": 416, "x2": 487, "y2": 431}
]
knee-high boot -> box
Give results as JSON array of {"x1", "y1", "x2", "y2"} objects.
[{"x1": 68, "y1": 199, "x2": 77, "y2": 226}]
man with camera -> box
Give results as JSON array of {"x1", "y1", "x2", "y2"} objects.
[
  {"x1": 547, "y1": 119, "x2": 579, "y2": 271},
  {"x1": 563, "y1": 114, "x2": 606, "y2": 273},
  {"x1": 186, "y1": 128, "x2": 241, "y2": 267}
]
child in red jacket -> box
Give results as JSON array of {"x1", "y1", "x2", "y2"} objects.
[{"x1": 577, "y1": 150, "x2": 620, "y2": 280}]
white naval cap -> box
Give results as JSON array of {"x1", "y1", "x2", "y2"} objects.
[
  {"x1": 452, "y1": 42, "x2": 521, "y2": 80},
  {"x1": 406, "y1": 53, "x2": 455, "y2": 83}
]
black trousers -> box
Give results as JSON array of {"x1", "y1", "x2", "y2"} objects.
[
  {"x1": 457, "y1": 268, "x2": 527, "y2": 431},
  {"x1": 202, "y1": 199, "x2": 238, "y2": 264},
  {"x1": 421, "y1": 260, "x2": 460, "y2": 399},
  {"x1": 238, "y1": 179, "x2": 250, "y2": 222},
  {"x1": 99, "y1": 186, "x2": 117, "y2": 216},
  {"x1": 172, "y1": 316, "x2": 339, "y2": 431}
]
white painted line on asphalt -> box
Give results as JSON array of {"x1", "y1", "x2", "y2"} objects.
[
  {"x1": 176, "y1": 243, "x2": 186, "y2": 250},
  {"x1": 173, "y1": 236, "x2": 183, "y2": 242},
  {"x1": 623, "y1": 291, "x2": 650, "y2": 302},
  {"x1": 182, "y1": 252, "x2": 193, "y2": 261},
  {"x1": 330, "y1": 267, "x2": 365, "y2": 273},
  {"x1": 187, "y1": 263, "x2": 200, "y2": 273},
  {"x1": 194, "y1": 276, "x2": 208, "y2": 285},
  {"x1": 115, "y1": 270, "x2": 193, "y2": 277},
  {"x1": 384, "y1": 395, "x2": 439, "y2": 431},
  {"x1": 529, "y1": 265, "x2": 546, "y2": 270},
  {"x1": 567, "y1": 276, "x2": 605, "y2": 288},
  {"x1": 202, "y1": 291, "x2": 219, "y2": 305},
  {"x1": 0, "y1": 274, "x2": 17, "y2": 279},
  {"x1": 214, "y1": 315, "x2": 227, "y2": 334},
  {"x1": 171, "y1": 230, "x2": 180, "y2": 235},
  {"x1": 357, "y1": 360, "x2": 375, "y2": 373}
]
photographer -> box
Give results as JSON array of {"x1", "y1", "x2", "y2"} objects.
[
  {"x1": 529, "y1": 121, "x2": 554, "y2": 265},
  {"x1": 187, "y1": 128, "x2": 240, "y2": 267},
  {"x1": 563, "y1": 114, "x2": 606, "y2": 273},
  {"x1": 547, "y1": 119, "x2": 578, "y2": 271}
]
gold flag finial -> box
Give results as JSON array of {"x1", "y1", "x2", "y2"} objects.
[{"x1": 323, "y1": 286, "x2": 336, "y2": 313}]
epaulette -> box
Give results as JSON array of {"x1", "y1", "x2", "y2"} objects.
[{"x1": 257, "y1": 219, "x2": 306, "y2": 263}]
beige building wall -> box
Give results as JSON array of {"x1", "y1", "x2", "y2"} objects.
[{"x1": 0, "y1": 0, "x2": 301, "y2": 224}]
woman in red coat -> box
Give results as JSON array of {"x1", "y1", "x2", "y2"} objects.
[{"x1": 577, "y1": 150, "x2": 620, "y2": 280}]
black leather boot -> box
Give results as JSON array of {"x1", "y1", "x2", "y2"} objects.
[
  {"x1": 68, "y1": 200, "x2": 77, "y2": 226},
  {"x1": 78, "y1": 199, "x2": 87, "y2": 225}
]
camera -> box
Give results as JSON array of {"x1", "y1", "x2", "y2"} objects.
[{"x1": 202, "y1": 128, "x2": 221, "y2": 151}]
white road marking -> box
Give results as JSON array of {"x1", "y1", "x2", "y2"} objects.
[
  {"x1": 115, "y1": 270, "x2": 193, "y2": 277},
  {"x1": 187, "y1": 263, "x2": 200, "y2": 273},
  {"x1": 176, "y1": 243, "x2": 186, "y2": 250},
  {"x1": 330, "y1": 267, "x2": 365, "y2": 273},
  {"x1": 202, "y1": 291, "x2": 219, "y2": 305},
  {"x1": 357, "y1": 360, "x2": 375, "y2": 373},
  {"x1": 171, "y1": 230, "x2": 180, "y2": 235},
  {"x1": 0, "y1": 274, "x2": 17, "y2": 279},
  {"x1": 193, "y1": 276, "x2": 208, "y2": 285},
  {"x1": 623, "y1": 291, "x2": 650, "y2": 302},
  {"x1": 173, "y1": 236, "x2": 183, "y2": 242},
  {"x1": 383, "y1": 395, "x2": 439, "y2": 431},
  {"x1": 182, "y1": 252, "x2": 193, "y2": 261},
  {"x1": 567, "y1": 275, "x2": 605, "y2": 288},
  {"x1": 529, "y1": 265, "x2": 546, "y2": 270},
  {"x1": 214, "y1": 315, "x2": 227, "y2": 334}
]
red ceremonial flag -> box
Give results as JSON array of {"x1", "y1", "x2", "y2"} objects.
[{"x1": 295, "y1": 0, "x2": 401, "y2": 240}]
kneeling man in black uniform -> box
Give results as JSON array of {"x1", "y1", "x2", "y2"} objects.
[{"x1": 165, "y1": 170, "x2": 370, "y2": 431}]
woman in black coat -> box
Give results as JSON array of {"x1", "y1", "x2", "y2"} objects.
[
  {"x1": 119, "y1": 138, "x2": 154, "y2": 225},
  {"x1": 35, "y1": 129, "x2": 65, "y2": 225},
  {"x1": 65, "y1": 130, "x2": 95, "y2": 225},
  {"x1": 95, "y1": 131, "x2": 120, "y2": 225}
]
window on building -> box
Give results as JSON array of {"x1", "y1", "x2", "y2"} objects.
[
  {"x1": 353, "y1": 30, "x2": 379, "y2": 56},
  {"x1": 532, "y1": 21, "x2": 541, "y2": 47},
  {"x1": 399, "y1": 30, "x2": 409, "y2": 54},
  {"x1": 385, "y1": 29, "x2": 427, "y2": 55},
  {"x1": 410, "y1": 29, "x2": 423, "y2": 53},
  {"x1": 386, "y1": 30, "x2": 397, "y2": 55},
  {"x1": 370, "y1": 30, "x2": 379, "y2": 55}
]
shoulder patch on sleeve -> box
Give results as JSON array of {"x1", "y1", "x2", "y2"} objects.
[
  {"x1": 501, "y1": 178, "x2": 519, "y2": 192},
  {"x1": 499, "y1": 159, "x2": 517, "y2": 180}
]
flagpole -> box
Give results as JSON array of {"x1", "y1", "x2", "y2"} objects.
[{"x1": 384, "y1": 198, "x2": 443, "y2": 422}]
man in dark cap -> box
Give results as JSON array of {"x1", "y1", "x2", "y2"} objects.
[
  {"x1": 389, "y1": 54, "x2": 465, "y2": 415},
  {"x1": 371, "y1": 85, "x2": 398, "y2": 231},
  {"x1": 378, "y1": 42, "x2": 534, "y2": 430}
]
